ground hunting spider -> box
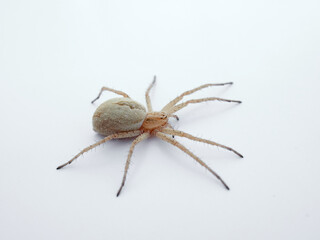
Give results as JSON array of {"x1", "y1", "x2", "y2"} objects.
[{"x1": 57, "y1": 76, "x2": 243, "y2": 196}]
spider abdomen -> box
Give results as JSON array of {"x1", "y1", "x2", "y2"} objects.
[{"x1": 92, "y1": 97, "x2": 147, "y2": 136}]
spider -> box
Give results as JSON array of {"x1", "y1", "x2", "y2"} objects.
[{"x1": 57, "y1": 76, "x2": 243, "y2": 196}]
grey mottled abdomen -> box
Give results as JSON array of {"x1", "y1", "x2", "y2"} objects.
[{"x1": 92, "y1": 98, "x2": 147, "y2": 136}]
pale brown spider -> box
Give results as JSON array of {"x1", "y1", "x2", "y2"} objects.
[{"x1": 57, "y1": 76, "x2": 243, "y2": 196}]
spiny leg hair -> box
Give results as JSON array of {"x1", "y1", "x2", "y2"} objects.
[
  {"x1": 161, "y1": 128, "x2": 243, "y2": 158},
  {"x1": 162, "y1": 82, "x2": 233, "y2": 112},
  {"x1": 155, "y1": 131, "x2": 230, "y2": 190},
  {"x1": 117, "y1": 132, "x2": 150, "y2": 196},
  {"x1": 168, "y1": 97, "x2": 241, "y2": 114},
  {"x1": 57, "y1": 130, "x2": 141, "y2": 170}
]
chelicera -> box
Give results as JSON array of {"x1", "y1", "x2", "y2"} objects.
[{"x1": 57, "y1": 76, "x2": 243, "y2": 196}]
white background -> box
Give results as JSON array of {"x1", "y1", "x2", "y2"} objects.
[{"x1": 1, "y1": 0, "x2": 320, "y2": 239}]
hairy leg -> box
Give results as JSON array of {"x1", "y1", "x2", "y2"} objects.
[
  {"x1": 161, "y1": 128, "x2": 243, "y2": 158},
  {"x1": 168, "y1": 97, "x2": 241, "y2": 114},
  {"x1": 91, "y1": 86, "x2": 130, "y2": 104},
  {"x1": 165, "y1": 123, "x2": 176, "y2": 138},
  {"x1": 145, "y1": 76, "x2": 156, "y2": 112},
  {"x1": 162, "y1": 82, "x2": 233, "y2": 112},
  {"x1": 117, "y1": 132, "x2": 150, "y2": 196},
  {"x1": 57, "y1": 130, "x2": 141, "y2": 169},
  {"x1": 155, "y1": 132, "x2": 229, "y2": 190}
]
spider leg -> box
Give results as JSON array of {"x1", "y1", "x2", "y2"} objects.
[
  {"x1": 56, "y1": 130, "x2": 141, "y2": 170},
  {"x1": 145, "y1": 76, "x2": 156, "y2": 112},
  {"x1": 155, "y1": 132, "x2": 230, "y2": 190},
  {"x1": 91, "y1": 86, "x2": 130, "y2": 104},
  {"x1": 168, "y1": 114, "x2": 179, "y2": 121},
  {"x1": 165, "y1": 123, "x2": 176, "y2": 138},
  {"x1": 161, "y1": 128, "x2": 243, "y2": 158},
  {"x1": 167, "y1": 97, "x2": 241, "y2": 114},
  {"x1": 116, "y1": 132, "x2": 150, "y2": 196},
  {"x1": 162, "y1": 82, "x2": 233, "y2": 112}
]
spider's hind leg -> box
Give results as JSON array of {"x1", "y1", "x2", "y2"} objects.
[
  {"x1": 91, "y1": 86, "x2": 130, "y2": 104},
  {"x1": 145, "y1": 76, "x2": 156, "y2": 112},
  {"x1": 56, "y1": 131, "x2": 141, "y2": 170}
]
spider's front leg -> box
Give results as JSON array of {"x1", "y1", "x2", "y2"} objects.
[
  {"x1": 155, "y1": 132, "x2": 230, "y2": 190},
  {"x1": 162, "y1": 82, "x2": 233, "y2": 112},
  {"x1": 168, "y1": 97, "x2": 241, "y2": 114},
  {"x1": 161, "y1": 128, "x2": 243, "y2": 158}
]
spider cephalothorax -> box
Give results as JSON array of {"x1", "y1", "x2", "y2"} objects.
[
  {"x1": 57, "y1": 76, "x2": 243, "y2": 196},
  {"x1": 141, "y1": 112, "x2": 168, "y2": 131}
]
